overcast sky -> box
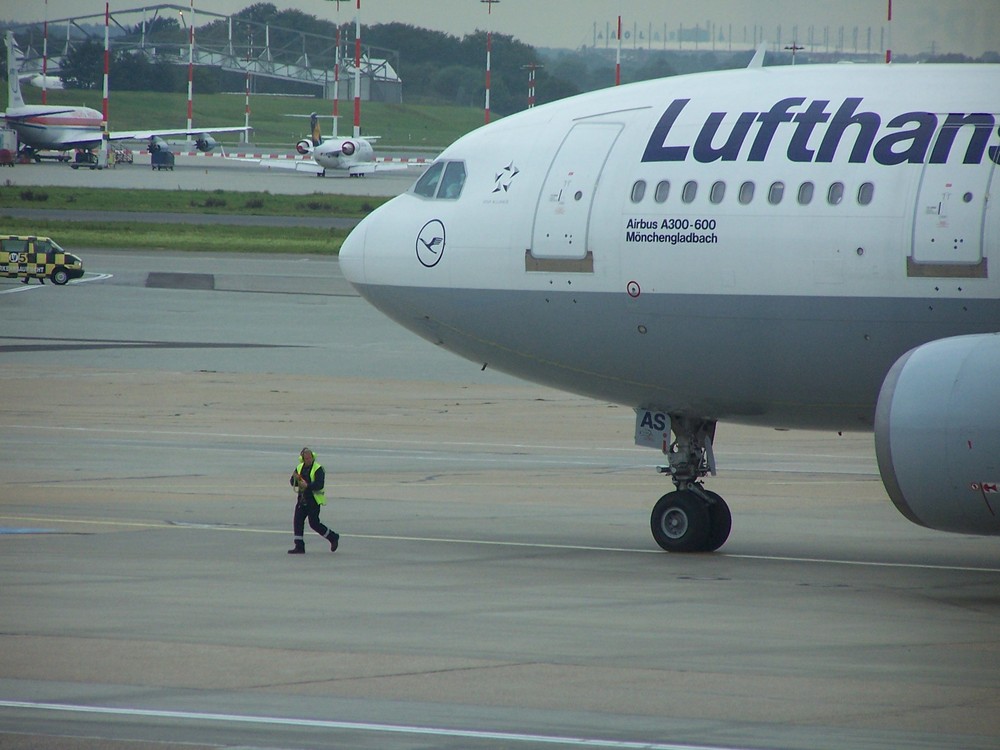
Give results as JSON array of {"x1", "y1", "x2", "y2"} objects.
[{"x1": 5, "y1": 1, "x2": 999, "y2": 56}]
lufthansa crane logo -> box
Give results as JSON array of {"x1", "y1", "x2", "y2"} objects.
[{"x1": 416, "y1": 219, "x2": 446, "y2": 267}]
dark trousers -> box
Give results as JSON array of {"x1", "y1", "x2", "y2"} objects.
[{"x1": 293, "y1": 495, "x2": 331, "y2": 539}]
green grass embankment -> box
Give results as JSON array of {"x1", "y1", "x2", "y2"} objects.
[
  {"x1": 0, "y1": 218, "x2": 344, "y2": 254},
  {"x1": 1, "y1": 186, "x2": 387, "y2": 217},
  {"x1": 0, "y1": 187, "x2": 392, "y2": 254}
]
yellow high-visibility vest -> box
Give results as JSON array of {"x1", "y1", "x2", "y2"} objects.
[{"x1": 295, "y1": 461, "x2": 326, "y2": 505}]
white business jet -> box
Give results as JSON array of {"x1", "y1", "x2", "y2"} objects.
[
  {"x1": 258, "y1": 112, "x2": 406, "y2": 177},
  {"x1": 2, "y1": 32, "x2": 246, "y2": 162},
  {"x1": 340, "y1": 56, "x2": 1000, "y2": 553}
]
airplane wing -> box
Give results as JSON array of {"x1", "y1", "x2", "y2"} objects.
[
  {"x1": 108, "y1": 126, "x2": 249, "y2": 142},
  {"x1": 255, "y1": 157, "x2": 325, "y2": 175},
  {"x1": 1, "y1": 108, "x2": 76, "y2": 121},
  {"x1": 349, "y1": 162, "x2": 412, "y2": 176}
]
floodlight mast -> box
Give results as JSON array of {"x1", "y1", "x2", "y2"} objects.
[
  {"x1": 615, "y1": 14, "x2": 621, "y2": 85},
  {"x1": 354, "y1": 0, "x2": 361, "y2": 138},
  {"x1": 886, "y1": 0, "x2": 893, "y2": 63},
  {"x1": 522, "y1": 62, "x2": 543, "y2": 108},
  {"x1": 100, "y1": 1, "x2": 109, "y2": 168},
  {"x1": 481, "y1": 0, "x2": 500, "y2": 123},
  {"x1": 42, "y1": 0, "x2": 49, "y2": 104},
  {"x1": 186, "y1": 0, "x2": 195, "y2": 137}
]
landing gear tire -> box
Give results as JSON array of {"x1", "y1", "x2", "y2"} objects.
[
  {"x1": 651, "y1": 490, "x2": 710, "y2": 552},
  {"x1": 650, "y1": 489, "x2": 731, "y2": 553},
  {"x1": 702, "y1": 490, "x2": 732, "y2": 552}
]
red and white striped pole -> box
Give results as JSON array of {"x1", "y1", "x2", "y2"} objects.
[
  {"x1": 485, "y1": 31, "x2": 492, "y2": 123},
  {"x1": 101, "y1": 1, "x2": 109, "y2": 167},
  {"x1": 615, "y1": 15, "x2": 622, "y2": 85},
  {"x1": 101, "y1": 2, "x2": 110, "y2": 128},
  {"x1": 331, "y1": 0, "x2": 341, "y2": 137},
  {"x1": 187, "y1": 0, "x2": 195, "y2": 133},
  {"x1": 334, "y1": 26, "x2": 341, "y2": 136},
  {"x1": 885, "y1": 0, "x2": 892, "y2": 63},
  {"x1": 42, "y1": 0, "x2": 48, "y2": 104},
  {"x1": 243, "y1": 31, "x2": 251, "y2": 142},
  {"x1": 522, "y1": 62, "x2": 542, "y2": 109},
  {"x1": 351, "y1": 0, "x2": 361, "y2": 138},
  {"x1": 481, "y1": 0, "x2": 500, "y2": 124}
]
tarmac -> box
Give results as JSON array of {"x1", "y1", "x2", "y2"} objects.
[
  {"x1": 0, "y1": 159, "x2": 999, "y2": 750},
  {"x1": 0, "y1": 149, "x2": 420, "y2": 197}
]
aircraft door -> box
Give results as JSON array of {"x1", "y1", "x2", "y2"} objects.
[
  {"x1": 530, "y1": 122, "x2": 623, "y2": 260},
  {"x1": 911, "y1": 137, "x2": 996, "y2": 274}
]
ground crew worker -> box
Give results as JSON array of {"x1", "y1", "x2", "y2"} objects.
[{"x1": 288, "y1": 447, "x2": 339, "y2": 554}]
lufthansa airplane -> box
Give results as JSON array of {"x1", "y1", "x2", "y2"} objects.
[{"x1": 339, "y1": 57, "x2": 1000, "y2": 553}]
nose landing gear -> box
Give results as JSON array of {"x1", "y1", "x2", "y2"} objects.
[{"x1": 649, "y1": 416, "x2": 732, "y2": 552}]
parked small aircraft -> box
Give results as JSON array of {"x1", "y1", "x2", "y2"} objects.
[{"x1": 2, "y1": 32, "x2": 246, "y2": 162}]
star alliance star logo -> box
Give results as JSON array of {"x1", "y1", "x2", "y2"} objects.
[{"x1": 493, "y1": 162, "x2": 520, "y2": 193}]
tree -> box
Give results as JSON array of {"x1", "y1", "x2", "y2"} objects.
[
  {"x1": 60, "y1": 40, "x2": 105, "y2": 90},
  {"x1": 110, "y1": 51, "x2": 178, "y2": 92}
]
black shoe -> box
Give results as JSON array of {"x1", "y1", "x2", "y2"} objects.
[
  {"x1": 329, "y1": 532, "x2": 339, "y2": 552},
  {"x1": 288, "y1": 543, "x2": 305, "y2": 554}
]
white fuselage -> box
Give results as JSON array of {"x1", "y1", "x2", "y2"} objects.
[
  {"x1": 341, "y1": 64, "x2": 1000, "y2": 432},
  {"x1": 5, "y1": 104, "x2": 104, "y2": 151},
  {"x1": 313, "y1": 137, "x2": 376, "y2": 172}
]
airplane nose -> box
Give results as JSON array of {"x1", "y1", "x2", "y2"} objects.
[{"x1": 339, "y1": 220, "x2": 367, "y2": 289}]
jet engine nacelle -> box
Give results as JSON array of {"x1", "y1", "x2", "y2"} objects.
[
  {"x1": 875, "y1": 333, "x2": 1000, "y2": 536},
  {"x1": 148, "y1": 136, "x2": 169, "y2": 154},
  {"x1": 194, "y1": 133, "x2": 218, "y2": 152},
  {"x1": 295, "y1": 139, "x2": 314, "y2": 156}
]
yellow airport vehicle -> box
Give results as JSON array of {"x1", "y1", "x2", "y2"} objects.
[{"x1": 0, "y1": 236, "x2": 84, "y2": 285}]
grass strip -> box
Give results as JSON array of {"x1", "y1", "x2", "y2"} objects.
[
  {"x1": 0, "y1": 185, "x2": 388, "y2": 218},
  {"x1": 0, "y1": 217, "x2": 344, "y2": 255}
]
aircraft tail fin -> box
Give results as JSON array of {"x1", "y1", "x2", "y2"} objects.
[
  {"x1": 747, "y1": 42, "x2": 768, "y2": 69},
  {"x1": 6, "y1": 31, "x2": 25, "y2": 109},
  {"x1": 310, "y1": 113, "x2": 321, "y2": 146}
]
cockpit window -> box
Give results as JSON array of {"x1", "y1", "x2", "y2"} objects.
[
  {"x1": 438, "y1": 161, "x2": 467, "y2": 199},
  {"x1": 412, "y1": 160, "x2": 466, "y2": 200},
  {"x1": 413, "y1": 162, "x2": 445, "y2": 197}
]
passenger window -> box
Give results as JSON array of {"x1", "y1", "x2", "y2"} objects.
[
  {"x1": 768, "y1": 181, "x2": 784, "y2": 205},
  {"x1": 2, "y1": 239, "x2": 28, "y2": 254},
  {"x1": 738, "y1": 181, "x2": 754, "y2": 205},
  {"x1": 682, "y1": 180, "x2": 697, "y2": 203},
  {"x1": 413, "y1": 161, "x2": 445, "y2": 198},
  {"x1": 630, "y1": 180, "x2": 646, "y2": 203},
  {"x1": 710, "y1": 181, "x2": 726, "y2": 204},
  {"x1": 797, "y1": 182, "x2": 814, "y2": 205},
  {"x1": 35, "y1": 240, "x2": 51, "y2": 253},
  {"x1": 828, "y1": 182, "x2": 844, "y2": 205},
  {"x1": 437, "y1": 161, "x2": 467, "y2": 199},
  {"x1": 858, "y1": 182, "x2": 874, "y2": 206},
  {"x1": 654, "y1": 180, "x2": 670, "y2": 203}
]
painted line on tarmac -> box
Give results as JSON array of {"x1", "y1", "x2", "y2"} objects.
[
  {"x1": 0, "y1": 700, "x2": 748, "y2": 750},
  {"x1": 0, "y1": 273, "x2": 111, "y2": 293},
  {"x1": 2, "y1": 513, "x2": 999, "y2": 573}
]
